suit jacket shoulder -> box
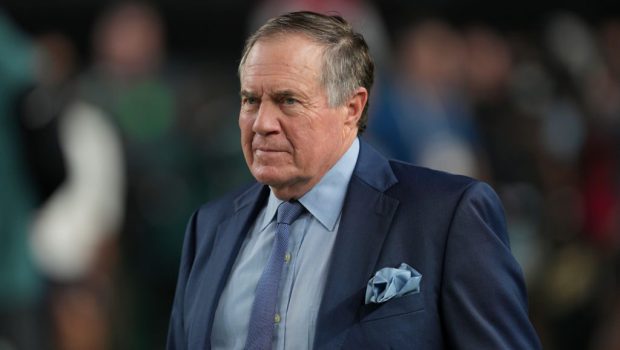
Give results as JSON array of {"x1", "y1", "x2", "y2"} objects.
[
  {"x1": 387, "y1": 159, "x2": 477, "y2": 199},
  {"x1": 194, "y1": 182, "x2": 261, "y2": 226}
]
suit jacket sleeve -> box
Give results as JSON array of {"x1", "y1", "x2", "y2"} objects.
[
  {"x1": 440, "y1": 182, "x2": 541, "y2": 349},
  {"x1": 167, "y1": 210, "x2": 198, "y2": 350}
]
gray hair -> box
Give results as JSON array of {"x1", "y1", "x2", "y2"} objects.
[{"x1": 238, "y1": 11, "x2": 374, "y2": 133}]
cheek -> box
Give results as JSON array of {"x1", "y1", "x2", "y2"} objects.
[
  {"x1": 239, "y1": 115, "x2": 255, "y2": 159},
  {"x1": 239, "y1": 112, "x2": 251, "y2": 130},
  {"x1": 305, "y1": 117, "x2": 345, "y2": 161},
  {"x1": 239, "y1": 114, "x2": 254, "y2": 139}
]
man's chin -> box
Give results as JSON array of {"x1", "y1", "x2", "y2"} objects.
[
  {"x1": 251, "y1": 169, "x2": 289, "y2": 187},
  {"x1": 251, "y1": 168, "x2": 308, "y2": 192}
]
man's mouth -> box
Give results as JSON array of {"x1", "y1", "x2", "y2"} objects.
[{"x1": 255, "y1": 148, "x2": 287, "y2": 156}]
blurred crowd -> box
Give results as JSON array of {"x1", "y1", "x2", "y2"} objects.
[{"x1": 1, "y1": 1, "x2": 619, "y2": 349}]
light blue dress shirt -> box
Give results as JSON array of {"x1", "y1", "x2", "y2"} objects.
[{"x1": 212, "y1": 138, "x2": 360, "y2": 350}]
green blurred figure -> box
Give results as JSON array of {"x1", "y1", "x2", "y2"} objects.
[{"x1": 0, "y1": 11, "x2": 46, "y2": 350}]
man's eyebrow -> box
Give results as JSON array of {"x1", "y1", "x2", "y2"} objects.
[
  {"x1": 271, "y1": 90, "x2": 304, "y2": 100},
  {"x1": 240, "y1": 89, "x2": 305, "y2": 99},
  {"x1": 240, "y1": 90, "x2": 255, "y2": 98}
]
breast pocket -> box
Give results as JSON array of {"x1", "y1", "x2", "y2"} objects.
[{"x1": 359, "y1": 291, "x2": 425, "y2": 322}]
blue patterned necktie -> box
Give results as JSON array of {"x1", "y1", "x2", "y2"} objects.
[{"x1": 245, "y1": 200, "x2": 305, "y2": 350}]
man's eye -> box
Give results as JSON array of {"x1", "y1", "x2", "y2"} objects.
[
  {"x1": 243, "y1": 97, "x2": 258, "y2": 104},
  {"x1": 283, "y1": 97, "x2": 297, "y2": 105}
]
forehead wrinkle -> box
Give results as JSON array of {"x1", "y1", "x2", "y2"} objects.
[
  {"x1": 242, "y1": 61, "x2": 321, "y2": 83},
  {"x1": 240, "y1": 35, "x2": 326, "y2": 102},
  {"x1": 241, "y1": 36, "x2": 324, "y2": 78},
  {"x1": 241, "y1": 71, "x2": 317, "y2": 99}
]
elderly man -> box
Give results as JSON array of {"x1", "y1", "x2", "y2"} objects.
[{"x1": 167, "y1": 11, "x2": 540, "y2": 350}]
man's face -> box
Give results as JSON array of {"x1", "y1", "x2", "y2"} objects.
[{"x1": 239, "y1": 34, "x2": 358, "y2": 200}]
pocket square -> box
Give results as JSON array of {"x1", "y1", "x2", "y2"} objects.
[{"x1": 365, "y1": 263, "x2": 422, "y2": 304}]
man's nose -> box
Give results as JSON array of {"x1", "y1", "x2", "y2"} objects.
[{"x1": 252, "y1": 101, "x2": 280, "y2": 135}]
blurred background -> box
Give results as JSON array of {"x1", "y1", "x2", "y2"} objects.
[{"x1": 1, "y1": 0, "x2": 619, "y2": 349}]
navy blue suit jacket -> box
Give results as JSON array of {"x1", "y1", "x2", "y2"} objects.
[{"x1": 167, "y1": 140, "x2": 541, "y2": 349}]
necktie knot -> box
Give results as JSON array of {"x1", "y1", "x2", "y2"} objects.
[{"x1": 276, "y1": 200, "x2": 305, "y2": 225}]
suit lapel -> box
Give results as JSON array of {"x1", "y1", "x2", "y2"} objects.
[
  {"x1": 314, "y1": 140, "x2": 399, "y2": 349},
  {"x1": 188, "y1": 183, "x2": 269, "y2": 350}
]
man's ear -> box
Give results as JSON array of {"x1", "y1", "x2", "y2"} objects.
[{"x1": 344, "y1": 87, "x2": 368, "y2": 128}]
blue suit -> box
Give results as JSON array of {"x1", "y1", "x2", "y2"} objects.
[{"x1": 167, "y1": 140, "x2": 541, "y2": 349}]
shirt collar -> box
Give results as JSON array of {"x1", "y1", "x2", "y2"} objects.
[{"x1": 258, "y1": 138, "x2": 360, "y2": 232}]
